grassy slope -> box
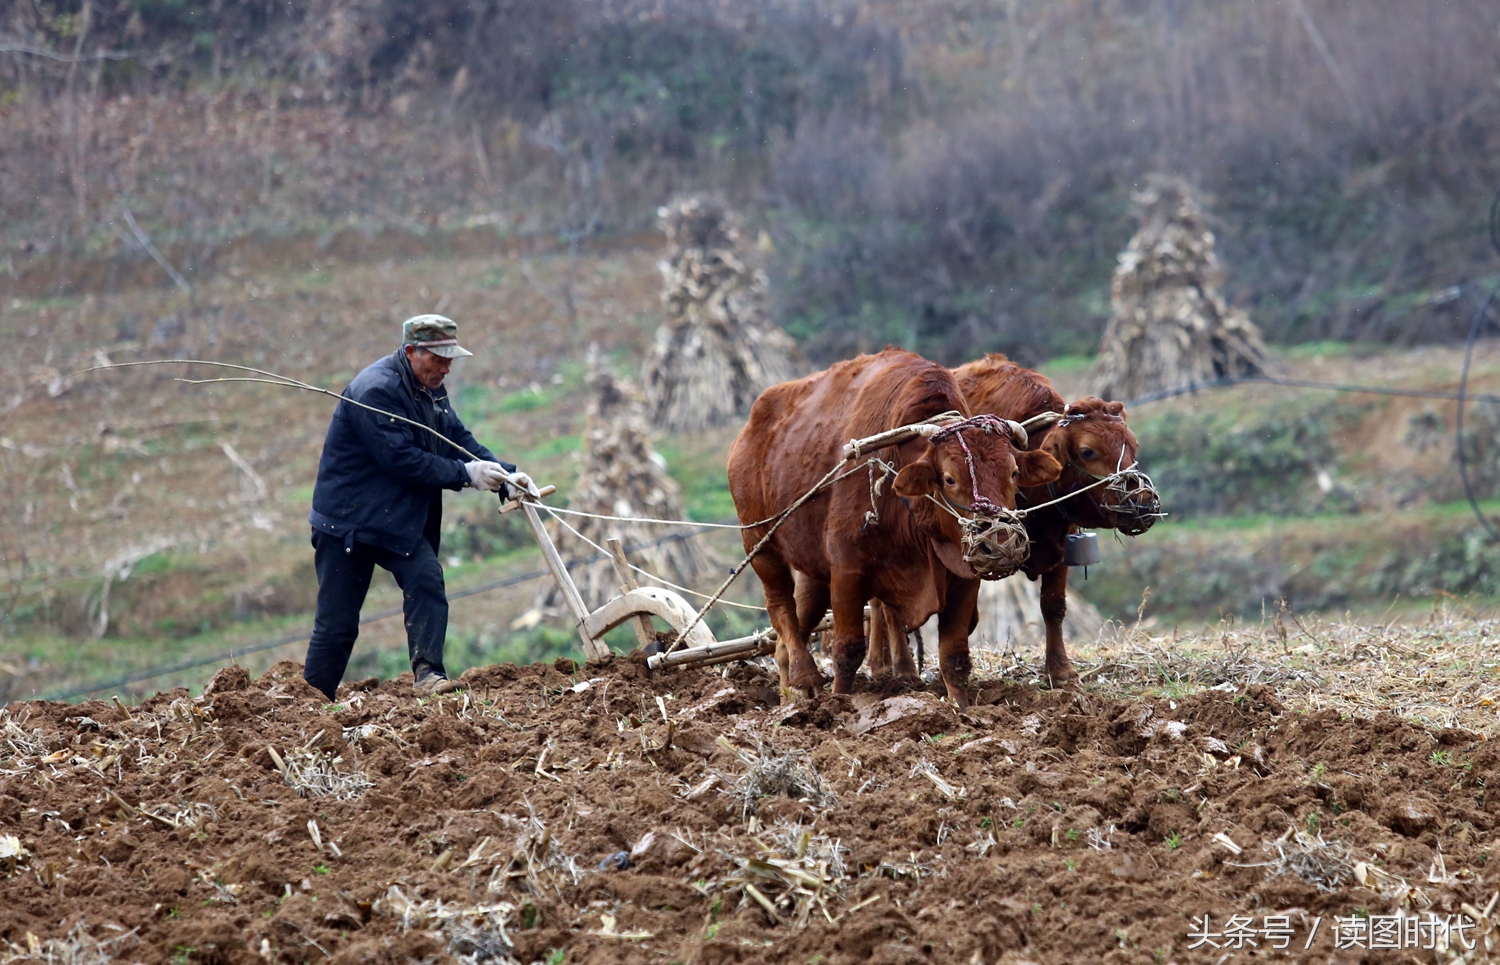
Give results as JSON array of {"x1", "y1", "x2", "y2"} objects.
[
  {"x1": 5, "y1": 242, "x2": 1500, "y2": 702},
  {"x1": 1043, "y1": 344, "x2": 1500, "y2": 624}
]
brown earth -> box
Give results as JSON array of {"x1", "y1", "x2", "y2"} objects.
[{"x1": 4, "y1": 656, "x2": 1498, "y2": 964}]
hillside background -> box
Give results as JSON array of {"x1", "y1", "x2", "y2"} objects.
[{"x1": 3, "y1": 0, "x2": 1500, "y2": 701}]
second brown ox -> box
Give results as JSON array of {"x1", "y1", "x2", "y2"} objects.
[
  {"x1": 868, "y1": 353, "x2": 1158, "y2": 686},
  {"x1": 727, "y1": 348, "x2": 1061, "y2": 703}
]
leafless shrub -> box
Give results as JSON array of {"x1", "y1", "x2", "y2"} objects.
[
  {"x1": 146, "y1": 802, "x2": 218, "y2": 830},
  {"x1": 870, "y1": 854, "x2": 939, "y2": 881},
  {"x1": 723, "y1": 818, "x2": 851, "y2": 926},
  {"x1": 762, "y1": 818, "x2": 849, "y2": 883},
  {"x1": 0, "y1": 711, "x2": 47, "y2": 769},
  {"x1": 483, "y1": 802, "x2": 587, "y2": 897},
  {"x1": 267, "y1": 746, "x2": 372, "y2": 801},
  {"x1": 376, "y1": 886, "x2": 519, "y2": 965}
]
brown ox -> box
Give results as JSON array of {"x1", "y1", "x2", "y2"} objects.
[
  {"x1": 727, "y1": 348, "x2": 1061, "y2": 704},
  {"x1": 868, "y1": 353, "x2": 1156, "y2": 686}
]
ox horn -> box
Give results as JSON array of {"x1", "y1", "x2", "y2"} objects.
[{"x1": 1004, "y1": 420, "x2": 1028, "y2": 449}]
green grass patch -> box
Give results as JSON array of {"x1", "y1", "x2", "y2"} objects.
[
  {"x1": 1279, "y1": 340, "x2": 1357, "y2": 359},
  {"x1": 1037, "y1": 354, "x2": 1096, "y2": 378}
]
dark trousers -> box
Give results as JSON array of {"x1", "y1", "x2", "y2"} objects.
[{"x1": 304, "y1": 531, "x2": 448, "y2": 699}]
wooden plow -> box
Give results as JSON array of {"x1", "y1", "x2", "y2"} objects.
[
  {"x1": 500, "y1": 486, "x2": 768, "y2": 670},
  {"x1": 501, "y1": 484, "x2": 825, "y2": 671}
]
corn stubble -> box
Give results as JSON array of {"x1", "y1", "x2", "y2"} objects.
[
  {"x1": 643, "y1": 197, "x2": 800, "y2": 434},
  {"x1": 1093, "y1": 175, "x2": 1271, "y2": 401}
]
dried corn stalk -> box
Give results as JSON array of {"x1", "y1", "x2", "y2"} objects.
[
  {"x1": 973, "y1": 574, "x2": 1103, "y2": 652},
  {"x1": 1092, "y1": 175, "x2": 1270, "y2": 401},
  {"x1": 643, "y1": 197, "x2": 798, "y2": 433},
  {"x1": 534, "y1": 356, "x2": 709, "y2": 613}
]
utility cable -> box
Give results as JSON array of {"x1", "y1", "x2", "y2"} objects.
[
  {"x1": 1453, "y1": 184, "x2": 1500, "y2": 540},
  {"x1": 1124, "y1": 372, "x2": 1500, "y2": 409}
]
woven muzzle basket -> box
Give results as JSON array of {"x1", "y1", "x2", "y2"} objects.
[{"x1": 960, "y1": 509, "x2": 1032, "y2": 580}]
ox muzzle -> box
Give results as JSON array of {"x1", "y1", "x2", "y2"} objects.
[
  {"x1": 958, "y1": 507, "x2": 1032, "y2": 580},
  {"x1": 1097, "y1": 466, "x2": 1164, "y2": 536}
]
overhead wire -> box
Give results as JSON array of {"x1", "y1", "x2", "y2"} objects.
[{"x1": 1453, "y1": 183, "x2": 1500, "y2": 540}]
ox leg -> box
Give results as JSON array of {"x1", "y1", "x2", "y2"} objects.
[
  {"x1": 794, "y1": 574, "x2": 830, "y2": 644},
  {"x1": 1040, "y1": 566, "x2": 1077, "y2": 689},
  {"x1": 867, "y1": 599, "x2": 892, "y2": 678},
  {"x1": 884, "y1": 603, "x2": 918, "y2": 680},
  {"x1": 751, "y1": 554, "x2": 822, "y2": 695},
  {"x1": 936, "y1": 577, "x2": 980, "y2": 707},
  {"x1": 828, "y1": 572, "x2": 869, "y2": 695}
]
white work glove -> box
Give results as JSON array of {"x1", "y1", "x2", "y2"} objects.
[
  {"x1": 508, "y1": 470, "x2": 540, "y2": 498},
  {"x1": 465, "y1": 461, "x2": 509, "y2": 492}
]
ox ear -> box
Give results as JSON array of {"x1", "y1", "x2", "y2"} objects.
[
  {"x1": 1106, "y1": 400, "x2": 1126, "y2": 417},
  {"x1": 1016, "y1": 449, "x2": 1063, "y2": 487},
  {"x1": 893, "y1": 459, "x2": 940, "y2": 498}
]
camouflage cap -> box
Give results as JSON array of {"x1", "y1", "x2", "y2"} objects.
[{"x1": 401, "y1": 314, "x2": 473, "y2": 359}]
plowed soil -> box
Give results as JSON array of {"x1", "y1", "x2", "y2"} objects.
[{"x1": 3, "y1": 655, "x2": 1498, "y2": 965}]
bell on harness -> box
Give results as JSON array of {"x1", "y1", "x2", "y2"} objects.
[{"x1": 1064, "y1": 531, "x2": 1101, "y2": 567}]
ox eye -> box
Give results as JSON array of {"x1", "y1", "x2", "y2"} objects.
[
  {"x1": 1079, "y1": 447, "x2": 1098, "y2": 461},
  {"x1": 943, "y1": 474, "x2": 957, "y2": 487}
]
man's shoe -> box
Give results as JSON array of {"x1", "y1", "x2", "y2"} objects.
[{"x1": 413, "y1": 670, "x2": 463, "y2": 696}]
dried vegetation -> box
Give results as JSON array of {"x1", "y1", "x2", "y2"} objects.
[
  {"x1": 972, "y1": 601, "x2": 1500, "y2": 737},
  {"x1": 643, "y1": 197, "x2": 799, "y2": 433},
  {"x1": 5, "y1": 623, "x2": 1500, "y2": 963},
  {"x1": 1092, "y1": 175, "x2": 1271, "y2": 401}
]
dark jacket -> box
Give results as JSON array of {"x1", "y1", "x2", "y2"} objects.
[{"x1": 310, "y1": 350, "x2": 509, "y2": 556}]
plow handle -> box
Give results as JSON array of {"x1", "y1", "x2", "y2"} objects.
[{"x1": 499, "y1": 484, "x2": 557, "y2": 513}]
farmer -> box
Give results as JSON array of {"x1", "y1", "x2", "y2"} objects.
[{"x1": 304, "y1": 314, "x2": 532, "y2": 698}]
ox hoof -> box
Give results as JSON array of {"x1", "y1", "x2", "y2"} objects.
[
  {"x1": 785, "y1": 656, "x2": 823, "y2": 694},
  {"x1": 1043, "y1": 665, "x2": 1078, "y2": 691},
  {"x1": 942, "y1": 684, "x2": 971, "y2": 708}
]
